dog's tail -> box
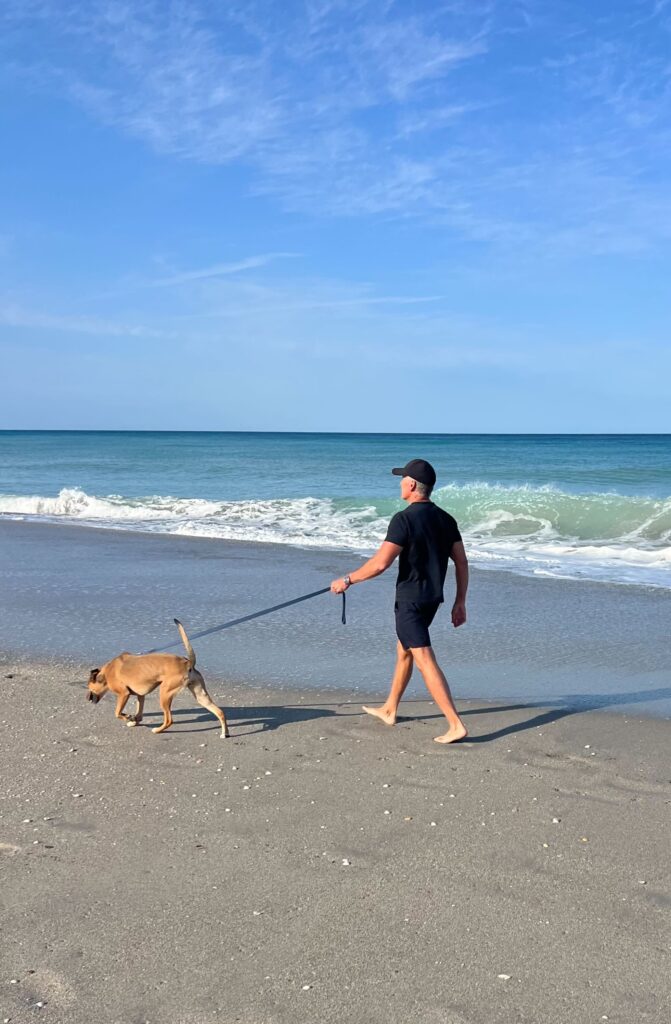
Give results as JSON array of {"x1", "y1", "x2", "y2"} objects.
[{"x1": 174, "y1": 619, "x2": 196, "y2": 669}]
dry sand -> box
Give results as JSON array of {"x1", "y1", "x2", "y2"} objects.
[{"x1": 1, "y1": 657, "x2": 670, "y2": 1024}]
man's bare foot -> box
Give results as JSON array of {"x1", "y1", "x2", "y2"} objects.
[
  {"x1": 434, "y1": 722, "x2": 468, "y2": 744},
  {"x1": 362, "y1": 704, "x2": 396, "y2": 726}
]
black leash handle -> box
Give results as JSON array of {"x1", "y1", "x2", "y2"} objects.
[{"x1": 145, "y1": 585, "x2": 346, "y2": 655}]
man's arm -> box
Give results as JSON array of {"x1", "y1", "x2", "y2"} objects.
[
  {"x1": 330, "y1": 541, "x2": 402, "y2": 594},
  {"x1": 450, "y1": 540, "x2": 468, "y2": 627}
]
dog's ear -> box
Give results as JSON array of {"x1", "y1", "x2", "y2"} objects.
[{"x1": 89, "y1": 668, "x2": 100, "y2": 682}]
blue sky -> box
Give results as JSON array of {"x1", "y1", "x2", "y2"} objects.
[{"x1": 1, "y1": 0, "x2": 669, "y2": 432}]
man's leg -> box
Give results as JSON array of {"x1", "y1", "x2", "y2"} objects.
[
  {"x1": 363, "y1": 640, "x2": 413, "y2": 726},
  {"x1": 410, "y1": 646, "x2": 468, "y2": 744}
]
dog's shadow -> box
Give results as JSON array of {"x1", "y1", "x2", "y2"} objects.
[
  {"x1": 140, "y1": 703, "x2": 342, "y2": 735},
  {"x1": 78, "y1": 683, "x2": 671, "y2": 740}
]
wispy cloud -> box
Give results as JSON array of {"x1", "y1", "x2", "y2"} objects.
[
  {"x1": 174, "y1": 294, "x2": 443, "y2": 318},
  {"x1": 149, "y1": 253, "x2": 296, "y2": 288},
  {"x1": 2, "y1": 1, "x2": 671, "y2": 256},
  {"x1": 0, "y1": 303, "x2": 168, "y2": 338},
  {"x1": 0, "y1": 1, "x2": 491, "y2": 208}
]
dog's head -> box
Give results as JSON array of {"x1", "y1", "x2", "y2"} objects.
[{"x1": 86, "y1": 667, "x2": 107, "y2": 703}]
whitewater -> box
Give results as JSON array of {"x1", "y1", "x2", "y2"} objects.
[{"x1": 1, "y1": 480, "x2": 669, "y2": 589}]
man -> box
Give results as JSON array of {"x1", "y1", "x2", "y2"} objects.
[{"x1": 330, "y1": 458, "x2": 468, "y2": 744}]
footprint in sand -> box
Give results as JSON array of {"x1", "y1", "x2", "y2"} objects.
[
  {"x1": 18, "y1": 967, "x2": 77, "y2": 1015},
  {"x1": 422, "y1": 1009, "x2": 474, "y2": 1024}
]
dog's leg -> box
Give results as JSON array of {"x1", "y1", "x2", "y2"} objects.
[
  {"x1": 114, "y1": 690, "x2": 132, "y2": 722},
  {"x1": 152, "y1": 687, "x2": 175, "y2": 734},
  {"x1": 127, "y1": 694, "x2": 145, "y2": 727},
  {"x1": 188, "y1": 677, "x2": 229, "y2": 738}
]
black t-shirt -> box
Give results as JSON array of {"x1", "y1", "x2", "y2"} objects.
[{"x1": 385, "y1": 501, "x2": 462, "y2": 604}]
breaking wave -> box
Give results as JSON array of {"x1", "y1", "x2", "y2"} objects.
[{"x1": 1, "y1": 483, "x2": 669, "y2": 589}]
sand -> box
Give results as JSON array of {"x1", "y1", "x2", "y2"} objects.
[{"x1": 1, "y1": 656, "x2": 669, "y2": 1024}]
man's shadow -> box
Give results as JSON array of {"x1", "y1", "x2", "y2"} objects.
[{"x1": 403, "y1": 686, "x2": 671, "y2": 742}]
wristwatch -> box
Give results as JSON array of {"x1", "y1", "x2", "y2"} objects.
[{"x1": 343, "y1": 575, "x2": 352, "y2": 588}]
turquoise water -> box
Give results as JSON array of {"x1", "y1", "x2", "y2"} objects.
[{"x1": 1, "y1": 431, "x2": 669, "y2": 588}]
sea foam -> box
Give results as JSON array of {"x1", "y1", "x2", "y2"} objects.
[{"x1": 1, "y1": 484, "x2": 669, "y2": 589}]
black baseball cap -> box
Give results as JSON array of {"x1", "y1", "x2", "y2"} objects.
[{"x1": 391, "y1": 458, "x2": 437, "y2": 487}]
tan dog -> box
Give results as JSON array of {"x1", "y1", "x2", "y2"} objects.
[{"x1": 86, "y1": 619, "x2": 229, "y2": 737}]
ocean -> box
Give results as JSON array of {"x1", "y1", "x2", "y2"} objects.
[{"x1": 1, "y1": 431, "x2": 669, "y2": 589}]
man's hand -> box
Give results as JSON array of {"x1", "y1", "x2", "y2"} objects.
[
  {"x1": 331, "y1": 577, "x2": 349, "y2": 594},
  {"x1": 451, "y1": 600, "x2": 467, "y2": 628}
]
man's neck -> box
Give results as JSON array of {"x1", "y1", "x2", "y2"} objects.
[{"x1": 406, "y1": 495, "x2": 431, "y2": 505}]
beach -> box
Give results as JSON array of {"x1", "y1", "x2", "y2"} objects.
[
  {"x1": 2, "y1": 656, "x2": 670, "y2": 1024},
  {"x1": 1, "y1": 519, "x2": 670, "y2": 1023},
  {"x1": 1, "y1": 432, "x2": 670, "y2": 1022}
]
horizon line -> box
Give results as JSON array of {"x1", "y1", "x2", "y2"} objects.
[{"x1": 0, "y1": 429, "x2": 669, "y2": 438}]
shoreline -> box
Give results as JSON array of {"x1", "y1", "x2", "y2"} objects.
[
  {"x1": 2, "y1": 509, "x2": 670, "y2": 593},
  {"x1": 2, "y1": 517, "x2": 670, "y2": 719},
  {"x1": 1, "y1": 655, "x2": 669, "y2": 1023},
  {"x1": 3, "y1": 648, "x2": 670, "y2": 726}
]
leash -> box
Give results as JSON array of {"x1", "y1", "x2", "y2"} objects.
[{"x1": 144, "y1": 586, "x2": 346, "y2": 655}]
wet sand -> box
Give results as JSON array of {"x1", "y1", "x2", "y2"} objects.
[
  {"x1": 1, "y1": 657, "x2": 669, "y2": 1024},
  {"x1": 1, "y1": 519, "x2": 670, "y2": 717}
]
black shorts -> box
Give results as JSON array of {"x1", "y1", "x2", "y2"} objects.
[{"x1": 394, "y1": 600, "x2": 441, "y2": 650}]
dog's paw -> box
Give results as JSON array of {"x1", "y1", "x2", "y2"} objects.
[{"x1": 126, "y1": 719, "x2": 138, "y2": 727}]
